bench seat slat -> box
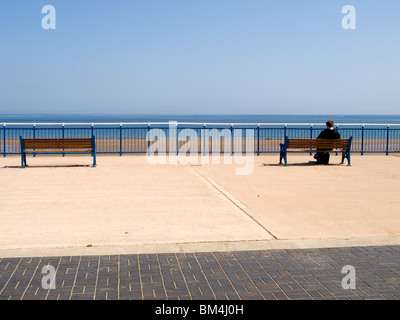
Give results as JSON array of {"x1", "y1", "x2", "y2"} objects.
[
  {"x1": 24, "y1": 143, "x2": 92, "y2": 146},
  {"x1": 24, "y1": 145, "x2": 92, "y2": 149},
  {"x1": 22, "y1": 138, "x2": 94, "y2": 151},
  {"x1": 288, "y1": 139, "x2": 349, "y2": 149},
  {"x1": 24, "y1": 149, "x2": 93, "y2": 153}
]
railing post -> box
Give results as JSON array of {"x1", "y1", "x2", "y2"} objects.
[
  {"x1": 147, "y1": 123, "x2": 150, "y2": 154},
  {"x1": 283, "y1": 124, "x2": 287, "y2": 140},
  {"x1": 309, "y1": 124, "x2": 313, "y2": 155},
  {"x1": 3, "y1": 124, "x2": 6, "y2": 157},
  {"x1": 230, "y1": 124, "x2": 234, "y2": 156},
  {"x1": 257, "y1": 124, "x2": 260, "y2": 156},
  {"x1": 91, "y1": 123, "x2": 95, "y2": 156},
  {"x1": 202, "y1": 124, "x2": 206, "y2": 156},
  {"x1": 62, "y1": 124, "x2": 65, "y2": 157},
  {"x1": 176, "y1": 123, "x2": 179, "y2": 156},
  {"x1": 33, "y1": 124, "x2": 36, "y2": 157},
  {"x1": 386, "y1": 124, "x2": 390, "y2": 156},
  {"x1": 335, "y1": 124, "x2": 339, "y2": 156},
  {"x1": 120, "y1": 123, "x2": 123, "y2": 156},
  {"x1": 361, "y1": 124, "x2": 364, "y2": 156}
]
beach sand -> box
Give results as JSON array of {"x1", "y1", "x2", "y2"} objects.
[
  {"x1": 3, "y1": 137, "x2": 394, "y2": 154},
  {"x1": 0, "y1": 153, "x2": 399, "y2": 255}
]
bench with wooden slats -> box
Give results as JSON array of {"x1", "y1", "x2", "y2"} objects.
[
  {"x1": 19, "y1": 136, "x2": 96, "y2": 168},
  {"x1": 279, "y1": 136, "x2": 352, "y2": 166}
]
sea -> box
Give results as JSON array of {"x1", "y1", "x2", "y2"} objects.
[
  {"x1": 1, "y1": 114, "x2": 399, "y2": 153},
  {"x1": 1, "y1": 114, "x2": 400, "y2": 125}
]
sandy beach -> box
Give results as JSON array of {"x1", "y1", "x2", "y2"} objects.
[
  {"x1": 2, "y1": 137, "x2": 396, "y2": 154},
  {"x1": 0, "y1": 153, "x2": 399, "y2": 256}
]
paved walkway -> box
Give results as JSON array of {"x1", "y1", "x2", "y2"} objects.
[
  {"x1": 1, "y1": 155, "x2": 400, "y2": 250},
  {"x1": 1, "y1": 245, "x2": 400, "y2": 300},
  {"x1": 1, "y1": 155, "x2": 400, "y2": 300}
]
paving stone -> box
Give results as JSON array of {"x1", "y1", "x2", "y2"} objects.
[{"x1": 1, "y1": 245, "x2": 400, "y2": 300}]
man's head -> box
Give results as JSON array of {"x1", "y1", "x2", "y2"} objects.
[{"x1": 326, "y1": 120, "x2": 334, "y2": 129}]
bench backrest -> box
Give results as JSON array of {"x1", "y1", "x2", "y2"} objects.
[
  {"x1": 287, "y1": 138, "x2": 350, "y2": 149},
  {"x1": 21, "y1": 138, "x2": 94, "y2": 151}
]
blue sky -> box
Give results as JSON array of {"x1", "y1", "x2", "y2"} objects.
[{"x1": 0, "y1": 0, "x2": 399, "y2": 114}]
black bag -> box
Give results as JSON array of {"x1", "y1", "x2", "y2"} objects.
[{"x1": 315, "y1": 152, "x2": 330, "y2": 164}]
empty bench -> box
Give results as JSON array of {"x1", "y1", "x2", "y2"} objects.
[
  {"x1": 19, "y1": 136, "x2": 96, "y2": 168},
  {"x1": 279, "y1": 136, "x2": 352, "y2": 166}
]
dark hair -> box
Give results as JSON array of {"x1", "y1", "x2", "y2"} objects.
[{"x1": 326, "y1": 120, "x2": 334, "y2": 128}]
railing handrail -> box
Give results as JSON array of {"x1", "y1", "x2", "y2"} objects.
[{"x1": 2, "y1": 122, "x2": 400, "y2": 126}]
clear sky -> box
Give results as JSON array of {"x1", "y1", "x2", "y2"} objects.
[{"x1": 0, "y1": 0, "x2": 399, "y2": 114}]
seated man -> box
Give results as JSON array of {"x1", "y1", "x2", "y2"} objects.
[{"x1": 313, "y1": 120, "x2": 340, "y2": 164}]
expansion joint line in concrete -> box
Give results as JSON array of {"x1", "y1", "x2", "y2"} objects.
[{"x1": 190, "y1": 166, "x2": 278, "y2": 240}]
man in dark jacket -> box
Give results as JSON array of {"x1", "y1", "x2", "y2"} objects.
[{"x1": 314, "y1": 120, "x2": 340, "y2": 164}]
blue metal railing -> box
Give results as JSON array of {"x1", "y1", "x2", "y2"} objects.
[{"x1": 1, "y1": 122, "x2": 400, "y2": 156}]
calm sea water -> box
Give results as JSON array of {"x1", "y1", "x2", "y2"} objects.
[
  {"x1": 1, "y1": 114, "x2": 400, "y2": 124},
  {"x1": 1, "y1": 114, "x2": 399, "y2": 153}
]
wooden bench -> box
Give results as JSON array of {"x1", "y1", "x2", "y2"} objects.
[
  {"x1": 19, "y1": 136, "x2": 96, "y2": 168},
  {"x1": 279, "y1": 136, "x2": 352, "y2": 166}
]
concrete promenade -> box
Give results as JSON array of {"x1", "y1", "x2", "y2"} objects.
[
  {"x1": 0, "y1": 154, "x2": 399, "y2": 300},
  {"x1": 1, "y1": 154, "x2": 400, "y2": 254}
]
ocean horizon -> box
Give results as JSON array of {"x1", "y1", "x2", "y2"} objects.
[{"x1": 1, "y1": 114, "x2": 400, "y2": 124}]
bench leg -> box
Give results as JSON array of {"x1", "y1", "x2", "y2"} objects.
[
  {"x1": 342, "y1": 151, "x2": 351, "y2": 166},
  {"x1": 279, "y1": 151, "x2": 288, "y2": 166},
  {"x1": 92, "y1": 152, "x2": 96, "y2": 167},
  {"x1": 21, "y1": 152, "x2": 27, "y2": 168}
]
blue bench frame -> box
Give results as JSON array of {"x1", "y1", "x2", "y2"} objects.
[
  {"x1": 19, "y1": 136, "x2": 96, "y2": 168},
  {"x1": 279, "y1": 136, "x2": 352, "y2": 166}
]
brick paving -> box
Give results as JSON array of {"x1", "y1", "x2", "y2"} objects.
[{"x1": 0, "y1": 246, "x2": 400, "y2": 300}]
